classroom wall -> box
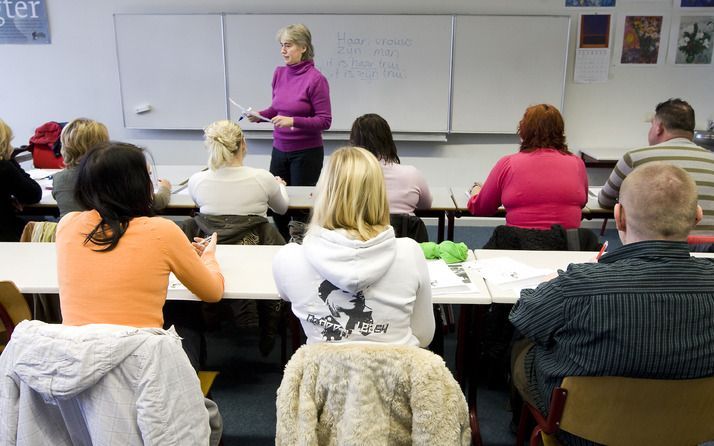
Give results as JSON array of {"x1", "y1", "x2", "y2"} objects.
[{"x1": 2, "y1": 0, "x2": 713, "y2": 186}]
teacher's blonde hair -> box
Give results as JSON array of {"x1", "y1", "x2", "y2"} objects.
[
  {"x1": 311, "y1": 146, "x2": 389, "y2": 241},
  {"x1": 204, "y1": 120, "x2": 247, "y2": 170},
  {"x1": 277, "y1": 24, "x2": 314, "y2": 61}
]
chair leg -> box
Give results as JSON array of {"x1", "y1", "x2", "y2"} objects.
[
  {"x1": 599, "y1": 218, "x2": 609, "y2": 236},
  {"x1": 515, "y1": 402, "x2": 531, "y2": 446},
  {"x1": 530, "y1": 427, "x2": 543, "y2": 446}
]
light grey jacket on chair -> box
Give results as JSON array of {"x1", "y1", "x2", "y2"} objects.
[{"x1": 0, "y1": 321, "x2": 214, "y2": 445}]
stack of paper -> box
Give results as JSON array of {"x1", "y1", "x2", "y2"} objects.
[
  {"x1": 471, "y1": 257, "x2": 555, "y2": 293},
  {"x1": 427, "y1": 260, "x2": 483, "y2": 295}
]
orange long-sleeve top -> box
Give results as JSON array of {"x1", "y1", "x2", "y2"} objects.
[{"x1": 57, "y1": 210, "x2": 224, "y2": 328}]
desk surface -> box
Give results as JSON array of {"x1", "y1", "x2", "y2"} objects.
[
  {"x1": 30, "y1": 165, "x2": 457, "y2": 213},
  {"x1": 579, "y1": 148, "x2": 628, "y2": 163},
  {"x1": 449, "y1": 185, "x2": 613, "y2": 219},
  {"x1": 473, "y1": 248, "x2": 714, "y2": 304},
  {"x1": 0, "y1": 242, "x2": 488, "y2": 305}
]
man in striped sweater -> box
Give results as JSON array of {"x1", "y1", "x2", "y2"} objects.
[
  {"x1": 598, "y1": 98, "x2": 714, "y2": 234},
  {"x1": 511, "y1": 163, "x2": 714, "y2": 444}
]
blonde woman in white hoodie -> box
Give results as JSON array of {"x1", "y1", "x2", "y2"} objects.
[{"x1": 272, "y1": 146, "x2": 434, "y2": 346}]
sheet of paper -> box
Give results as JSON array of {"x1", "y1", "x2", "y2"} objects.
[
  {"x1": 428, "y1": 260, "x2": 486, "y2": 296},
  {"x1": 27, "y1": 169, "x2": 62, "y2": 180},
  {"x1": 471, "y1": 257, "x2": 554, "y2": 289}
]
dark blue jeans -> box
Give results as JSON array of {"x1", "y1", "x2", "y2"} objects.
[{"x1": 269, "y1": 146, "x2": 324, "y2": 239}]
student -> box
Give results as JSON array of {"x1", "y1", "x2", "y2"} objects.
[
  {"x1": 468, "y1": 104, "x2": 588, "y2": 230},
  {"x1": 56, "y1": 142, "x2": 224, "y2": 328},
  {"x1": 272, "y1": 146, "x2": 434, "y2": 347},
  {"x1": 52, "y1": 118, "x2": 109, "y2": 218},
  {"x1": 183, "y1": 119, "x2": 287, "y2": 357},
  {"x1": 188, "y1": 119, "x2": 288, "y2": 219},
  {"x1": 0, "y1": 118, "x2": 42, "y2": 241},
  {"x1": 598, "y1": 98, "x2": 714, "y2": 235},
  {"x1": 510, "y1": 163, "x2": 714, "y2": 445},
  {"x1": 52, "y1": 118, "x2": 172, "y2": 218},
  {"x1": 349, "y1": 113, "x2": 432, "y2": 214}
]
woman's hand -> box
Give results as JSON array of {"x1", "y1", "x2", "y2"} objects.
[
  {"x1": 271, "y1": 115, "x2": 294, "y2": 128},
  {"x1": 192, "y1": 232, "x2": 218, "y2": 257},
  {"x1": 470, "y1": 182, "x2": 482, "y2": 196},
  {"x1": 158, "y1": 178, "x2": 172, "y2": 190}
]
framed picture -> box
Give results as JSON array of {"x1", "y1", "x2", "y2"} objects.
[
  {"x1": 616, "y1": 15, "x2": 668, "y2": 65},
  {"x1": 668, "y1": 15, "x2": 714, "y2": 64}
]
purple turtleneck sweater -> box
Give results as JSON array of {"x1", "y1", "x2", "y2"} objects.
[{"x1": 259, "y1": 60, "x2": 332, "y2": 152}]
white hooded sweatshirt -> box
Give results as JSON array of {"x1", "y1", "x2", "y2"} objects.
[
  {"x1": 272, "y1": 226, "x2": 434, "y2": 347},
  {"x1": 0, "y1": 320, "x2": 212, "y2": 445}
]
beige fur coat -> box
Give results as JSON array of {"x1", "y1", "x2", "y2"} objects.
[{"x1": 276, "y1": 343, "x2": 471, "y2": 445}]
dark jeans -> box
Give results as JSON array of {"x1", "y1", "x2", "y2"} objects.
[{"x1": 269, "y1": 146, "x2": 324, "y2": 240}]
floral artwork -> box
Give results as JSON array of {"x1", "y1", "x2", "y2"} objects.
[
  {"x1": 676, "y1": 16, "x2": 713, "y2": 64},
  {"x1": 681, "y1": 0, "x2": 714, "y2": 7},
  {"x1": 620, "y1": 16, "x2": 663, "y2": 64},
  {"x1": 566, "y1": 0, "x2": 616, "y2": 6}
]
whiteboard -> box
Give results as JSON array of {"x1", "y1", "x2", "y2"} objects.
[
  {"x1": 450, "y1": 15, "x2": 570, "y2": 134},
  {"x1": 224, "y1": 15, "x2": 453, "y2": 133},
  {"x1": 114, "y1": 14, "x2": 227, "y2": 129}
]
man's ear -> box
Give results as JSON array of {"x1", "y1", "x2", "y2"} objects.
[
  {"x1": 695, "y1": 205, "x2": 703, "y2": 225},
  {"x1": 653, "y1": 120, "x2": 665, "y2": 139},
  {"x1": 615, "y1": 203, "x2": 626, "y2": 232}
]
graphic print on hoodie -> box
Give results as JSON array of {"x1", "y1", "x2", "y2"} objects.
[{"x1": 307, "y1": 279, "x2": 391, "y2": 341}]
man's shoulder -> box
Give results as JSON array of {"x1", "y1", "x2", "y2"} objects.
[{"x1": 627, "y1": 140, "x2": 713, "y2": 159}]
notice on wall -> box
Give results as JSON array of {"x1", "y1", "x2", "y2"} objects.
[
  {"x1": 0, "y1": 0, "x2": 49, "y2": 44},
  {"x1": 574, "y1": 14, "x2": 612, "y2": 83}
]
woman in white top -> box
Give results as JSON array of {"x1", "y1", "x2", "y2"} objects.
[
  {"x1": 272, "y1": 146, "x2": 434, "y2": 347},
  {"x1": 189, "y1": 120, "x2": 289, "y2": 216},
  {"x1": 349, "y1": 113, "x2": 432, "y2": 214}
]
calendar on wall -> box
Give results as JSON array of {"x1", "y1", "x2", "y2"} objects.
[{"x1": 574, "y1": 14, "x2": 612, "y2": 83}]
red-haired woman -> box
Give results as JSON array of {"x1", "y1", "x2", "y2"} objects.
[{"x1": 467, "y1": 104, "x2": 587, "y2": 229}]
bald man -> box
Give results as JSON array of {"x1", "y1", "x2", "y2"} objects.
[{"x1": 510, "y1": 163, "x2": 714, "y2": 444}]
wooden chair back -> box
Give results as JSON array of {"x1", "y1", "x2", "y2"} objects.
[
  {"x1": 557, "y1": 375, "x2": 714, "y2": 446},
  {"x1": 0, "y1": 281, "x2": 33, "y2": 348}
]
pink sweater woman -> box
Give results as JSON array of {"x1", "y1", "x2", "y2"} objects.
[{"x1": 468, "y1": 104, "x2": 587, "y2": 230}]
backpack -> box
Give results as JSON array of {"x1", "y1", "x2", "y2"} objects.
[{"x1": 27, "y1": 121, "x2": 65, "y2": 168}]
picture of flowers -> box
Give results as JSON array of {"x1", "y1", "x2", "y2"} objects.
[
  {"x1": 620, "y1": 16, "x2": 664, "y2": 64},
  {"x1": 676, "y1": 16, "x2": 713, "y2": 64},
  {"x1": 681, "y1": 1, "x2": 714, "y2": 7},
  {"x1": 566, "y1": 0, "x2": 616, "y2": 6}
]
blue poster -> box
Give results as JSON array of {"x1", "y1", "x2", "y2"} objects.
[
  {"x1": 0, "y1": 0, "x2": 50, "y2": 44},
  {"x1": 681, "y1": 0, "x2": 714, "y2": 6},
  {"x1": 566, "y1": 0, "x2": 616, "y2": 6}
]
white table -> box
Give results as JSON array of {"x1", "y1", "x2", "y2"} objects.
[
  {"x1": 580, "y1": 148, "x2": 628, "y2": 168},
  {"x1": 0, "y1": 242, "x2": 491, "y2": 305},
  {"x1": 473, "y1": 249, "x2": 714, "y2": 304}
]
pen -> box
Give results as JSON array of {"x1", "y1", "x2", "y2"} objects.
[
  {"x1": 596, "y1": 240, "x2": 608, "y2": 261},
  {"x1": 199, "y1": 235, "x2": 213, "y2": 247}
]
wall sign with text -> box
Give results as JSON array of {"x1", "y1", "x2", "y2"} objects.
[{"x1": 0, "y1": 0, "x2": 49, "y2": 44}]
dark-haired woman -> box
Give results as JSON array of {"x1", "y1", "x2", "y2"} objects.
[
  {"x1": 350, "y1": 113, "x2": 432, "y2": 214},
  {"x1": 468, "y1": 104, "x2": 587, "y2": 229},
  {"x1": 56, "y1": 142, "x2": 224, "y2": 327}
]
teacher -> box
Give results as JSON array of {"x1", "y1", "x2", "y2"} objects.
[{"x1": 251, "y1": 23, "x2": 332, "y2": 239}]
